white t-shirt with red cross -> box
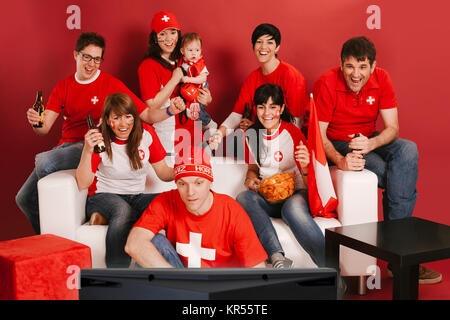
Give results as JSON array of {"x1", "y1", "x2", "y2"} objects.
[
  {"x1": 46, "y1": 70, "x2": 147, "y2": 146},
  {"x1": 245, "y1": 121, "x2": 307, "y2": 190},
  {"x1": 88, "y1": 124, "x2": 166, "y2": 196},
  {"x1": 134, "y1": 189, "x2": 268, "y2": 268}
]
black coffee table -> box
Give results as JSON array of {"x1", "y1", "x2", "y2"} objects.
[{"x1": 325, "y1": 217, "x2": 450, "y2": 300}]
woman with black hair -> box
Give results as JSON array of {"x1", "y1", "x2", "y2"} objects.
[
  {"x1": 236, "y1": 84, "x2": 325, "y2": 269},
  {"x1": 137, "y1": 11, "x2": 212, "y2": 155}
]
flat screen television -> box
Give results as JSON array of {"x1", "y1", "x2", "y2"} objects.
[{"x1": 79, "y1": 268, "x2": 337, "y2": 300}]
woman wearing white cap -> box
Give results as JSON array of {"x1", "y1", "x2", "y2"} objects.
[{"x1": 138, "y1": 11, "x2": 213, "y2": 156}]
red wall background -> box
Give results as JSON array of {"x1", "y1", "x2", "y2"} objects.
[{"x1": 1, "y1": 0, "x2": 450, "y2": 240}]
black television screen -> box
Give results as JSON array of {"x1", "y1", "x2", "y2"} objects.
[{"x1": 79, "y1": 268, "x2": 337, "y2": 300}]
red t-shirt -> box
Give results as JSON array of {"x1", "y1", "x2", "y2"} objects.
[
  {"x1": 46, "y1": 71, "x2": 147, "y2": 145},
  {"x1": 313, "y1": 67, "x2": 397, "y2": 141},
  {"x1": 134, "y1": 189, "x2": 268, "y2": 268},
  {"x1": 233, "y1": 61, "x2": 307, "y2": 119},
  {"x1": 138, "y1": 58, "x2": 199, "y2": 154}
]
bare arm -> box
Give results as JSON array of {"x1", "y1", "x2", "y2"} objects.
[
  {"x1": 208, "y1": 112, "x2": 242, "y2": 150},
  {"x1": 75, "y1": 129, "x2": 103, "y2": 190},
  {"x1": 348, "y1": 108, "x2": 399, "y2": 154},
  {"x1": 182, "y1": 73, "x2": 208, "y2": 85},
  {"x1": 27, "y1": 109, "x2": 59, "y2": 136},
  {"x1": 252, "y1": 261, "x2": 267, "y2": 268},
  {"x1": 139, "y1": 68, "x2": 184, "y2": 124},
  {"x1": 319, "y1": 121, "x2": 365, "y2": 171},
  {"x1": 151, "y1": 159, "x2": 174, "y2": 182},
  {"x1": 140, "y1": 95, "x2": 186, "y2": 124},
  {"x1": 244, "y1": 164, "x2": 261, "y2": 192},
  {"x1": 294, "y1": 141, "x2": 309, "y2": 185},
  {"x1": 125, "y1": 227, "x2": 174, "y2": 268}
]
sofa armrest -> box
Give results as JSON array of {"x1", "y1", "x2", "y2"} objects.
[
  {"x1": 38, "y1": 169, "x2": 87, "y2": 240},
  {"x1": 330, "y1": 167, "x2": 378, "y2": 226}
]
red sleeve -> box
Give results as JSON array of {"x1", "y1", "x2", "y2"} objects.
[
  {"x1": 284, "y1": 123, "x2": 307, "y2": 172},
  {"x1": 133, "y1": 192, "x2": 169, "y2": 234},
  {"x1": 282, "y1": 67, "x2": 308, "y2": 118},
  {"x1": 313, "y1": 74, "x2": 335, "y2": 123},
  {"x1": 231, "y1": 200, "x2": 268, "y2": 267},
  {"x1": 91, "y1": 152, "x2": 102, "y2": 173},
  {"x1": 378, "y1": 69, "x2": 398, "y2": 110},
  {"x1": 232, "y1": 73, "x2": 255, "y2": 115},
  {"x1": 109, "y1": 77, "x2": 147, "y2": 114},
  {"x1": 45, "y1": 79, "x2": 66, "y2": 114},
  {"x1": 143, "y1": 124, "x2": 167, "y2": 163},
  {"x1": 138, "y1": 59, "x2": 165, "y2": 102}
]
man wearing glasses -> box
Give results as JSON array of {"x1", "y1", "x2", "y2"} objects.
[{"x1": 16, "y1": 32, "x2": 149, "y2": 235}]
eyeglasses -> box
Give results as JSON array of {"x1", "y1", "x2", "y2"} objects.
[{"x1": 78, "y1": 52, "x2": 103, "y2": 64}]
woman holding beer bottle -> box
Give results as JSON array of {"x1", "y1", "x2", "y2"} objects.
[{"x1": 76, "y1": 92, "x2": 174, "y2": 268}]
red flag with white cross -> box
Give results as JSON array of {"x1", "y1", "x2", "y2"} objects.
[{"x1": 307, "y1": 94, "x2": 338, "y2": 218}]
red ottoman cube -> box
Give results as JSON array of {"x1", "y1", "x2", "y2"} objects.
[{"x1": 0, "y1": 234, "x2": 91, "y2": 300}]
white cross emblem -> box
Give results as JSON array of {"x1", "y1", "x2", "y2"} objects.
[
  {"x1": 161, "y1": 15, "x2": 170, "y2": 22},
  {"x1": 176, "y1": 232, "x2": 216, "y2": 267},
  {"x1": 366, "y1": 96, "x2": 375, "y2": 105},
  {"x1": 91, "y1": 96, "x2": 99, "y2": 104},
  {"x1": 274, "y1": 151, "x2": 283, "y2": 162}
]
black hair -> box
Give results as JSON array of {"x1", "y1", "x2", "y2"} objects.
[
  {"x1": 251, "y1": 23, "x2": 281, "y2": 48},
  {"x1": 341, "y1": 36, "x2": 376, "y2": 66},
  {"x1": 143, "y1": 30, "x2": 182, "y2": 70},
  {"x1": 245, "y1": 84, "x2": 295, "y2": 165},
  {"x1": 75, "y1": 32, "x2": 106, "y2": 57}
]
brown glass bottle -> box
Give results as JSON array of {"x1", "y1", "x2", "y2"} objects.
[
  {"x1": 242, "y1": 103, "x2": 252, "y2": 120},
  {"x1": 32, "y1": 91, "x2": 44, "y2": 128},
  {"x1": 350, "y1": 133, "x2": 361, "y2": 152},
  {"x1": 86, "y1": 115, "x2": 106, "y2": 154},
  {"x1": 351, "y1": 133, "x2": 363, "y2": 171}
]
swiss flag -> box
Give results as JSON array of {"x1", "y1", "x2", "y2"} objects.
[{"x1": 307, "y1": 94, "x2": 338, "y2": 218}]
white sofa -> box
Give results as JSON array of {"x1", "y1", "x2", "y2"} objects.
[{"x1": 38, "y1": 156, "x2": 378, "y2": 293}]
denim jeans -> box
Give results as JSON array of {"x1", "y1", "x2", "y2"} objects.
[
  {"x1": 151, "y1": 234, "x2": 185, "y2": 268},
  {"x1": 236, "y1": 190, "x2": 325, "y2": 267},
  {"x1": 86, "y1": 192, "x2": 159, "y2": 268},
  {"x1": 331, "y1": 135, "x2": 418, "y2": 221},
  {"x1": 198, "y1": 82, "x2": 211, "y2": 126},
  {"x1": 15, "y1": 142, "x2": 84, "y2": 234}
]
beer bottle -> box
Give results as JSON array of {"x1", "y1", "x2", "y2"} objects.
[
  {"x1": 86, "y1": 115, "x2": 106, "y2": 154},
  {"x1": 351, "y1": 133, "x2": 361, "y2": 152},
  {"x1": 243, "y1": 103, "x2": 252, "y2": 120},
  {"x1": 32, "y1": 90, "x2": 44, "y2": 128},
  {"x1": 351, "y1": 133, "x2": 363, "y2": 171}
]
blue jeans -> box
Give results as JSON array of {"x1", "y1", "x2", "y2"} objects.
[
  {"x1": 236, "y1": 190, "x2": 325, "y2": 267},
  {"x1": 198, "y1": 82, "x2": 211, "y2": 126},
  {"x1": 150, "y1": 234, "x2": 185, "y2": 268},
  {"x1": 86, "y1": 192, "x2": 159, "y2": 268},
  {"x1": 15, "y1": 142, "x2": 84, "y2": 234},
  {"x1": 331, "y1": 135, "x2": 418, "y2": 221}
]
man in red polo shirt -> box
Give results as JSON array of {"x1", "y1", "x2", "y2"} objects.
[
  {"x1": 314, "y1": 36, "x2": 441, "y2": 284},
  {"x1": 125, "y1": 146, "x2": 267, "y2": 268}
]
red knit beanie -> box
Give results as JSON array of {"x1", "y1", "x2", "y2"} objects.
[{"x1": 174, "y1": 146, "x2": 213, "y2": 182}]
